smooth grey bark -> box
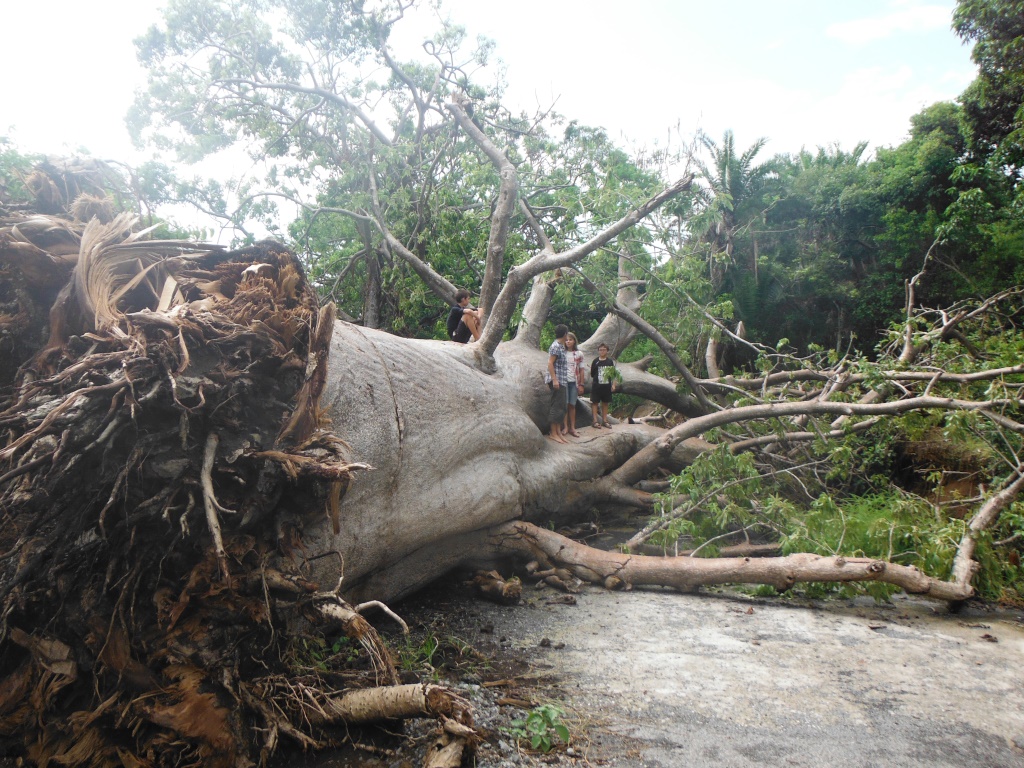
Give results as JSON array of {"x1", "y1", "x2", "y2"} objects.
[
  {"x1": 308, "y1": 323, "x2": 706, "y2": 603},
  {"x1": 579, "y1": 255, "x2": 642, "y2": 359},
  {"x1": 573, "y1": 269, "x2": 713, "y2": 415},
  {"x1": 514, "y1": 275, "x2": 556, "y2": 349},
  {"x1": 476, "y1": 176, "x2": 693, "y2": 356},
  {"x1": 447, "y1": 100, "x2": 517, "y2": 321},
  {"x1": 359, "y1": 221, "x2": 381, "y2": 329},
  {"x1": 617, "y1": 363, "x2": 705, "y2": 417}
]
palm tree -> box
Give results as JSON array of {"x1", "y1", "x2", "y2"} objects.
[{"x1": 689, "y1": 130, "x2": 776, "y2": 289}]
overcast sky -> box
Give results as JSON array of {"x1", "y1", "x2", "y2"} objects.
[{"x1": 1, "y1": 0, "x2": 976, "y2": 166}]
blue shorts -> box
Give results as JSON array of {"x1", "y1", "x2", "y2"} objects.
[{"x1": 566, "y1": 381, "x2": 579, "y2": 406}]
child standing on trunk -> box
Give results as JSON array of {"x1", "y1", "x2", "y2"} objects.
[
  {"x1": 563, "y1": 332, "x2": 584, "y2": 437},
  {"x1": 590, "y1": 343, "x2": 618, "y2": 428},
  {"x1": 545, "y1": 324, "x2": 570, "y2": 443}
]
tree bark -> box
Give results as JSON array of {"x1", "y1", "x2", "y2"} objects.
[
  {"x1": 579, "y1": 253, "x2": 642, "y2": 359},
  {"x1": 951, "y1": 463, "x2": 1024, "y2": 588},
  {"x1": 447, "y1": 99, "x2": 517, "y2": 321},
  {"x1": 489, "y1": 522, "x2": 972, "y2": 601},
  {"x1": 476, "y1": 175, "x2": 694, "y2": 356},
  {"x1": 359, "y1": 220, "x2": 382, "y2": 329},
  {"x1": 515, "y1": 274, "x2": 557, "y2": 348},
  {"x1": 574, "y1": 268, "x2": 713, "y2": 413},
  {"x1": 307, "y1": 325, "x2": 707, "y2": 603}
]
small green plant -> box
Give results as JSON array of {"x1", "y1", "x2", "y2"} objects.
[
  {"x1": 508, "y1": 703, "x2": 570, "y2": 753},
  {"x1": 287, "y1": 634, "x2": 360, "y2": 672},
  {"x1": 330, "y1": 636, "x2": 361, "y2": 664},
  {"x1": 398, "y1": 634, "x2": 440, "y2": 672}
]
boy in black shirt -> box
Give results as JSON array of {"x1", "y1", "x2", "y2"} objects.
[{"x1": 446, "y1": 289, "x2": 482, "y2": 343}]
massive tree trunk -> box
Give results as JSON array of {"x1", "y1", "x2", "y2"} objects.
[
  {"x1": 0, "y1": 157, "x2": 716, "y2": 767},
  {"x1": 309, "y1": 329, "x2": 708, "y2": 603}
]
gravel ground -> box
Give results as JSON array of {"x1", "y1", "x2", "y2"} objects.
[{"x1": 284, "y1": 575, "x2": 1024, "y2": 768}]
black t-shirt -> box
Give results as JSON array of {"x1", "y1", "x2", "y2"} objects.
[
  {"x1": 447, "y1": 305, "x2": 464, "y2": 337},
  {"x1": 447, "y1": 305, "x2": 472, "y2": 343},
  {"x1": 591, "y1": 357, "x2": 615, "y2": 387}
]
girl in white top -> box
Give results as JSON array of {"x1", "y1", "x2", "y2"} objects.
[{"x1": 563, "y1": 332, "x2": 585, "y2": 437}]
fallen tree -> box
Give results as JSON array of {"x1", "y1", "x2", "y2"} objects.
[
  {"x1": 3, "y1": 155, "x2": 1024, "y2": 767},
  {"x1": 3, "y1": 1, "x2": 1024, "y2": 761}
]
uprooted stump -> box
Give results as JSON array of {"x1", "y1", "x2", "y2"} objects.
[{"x1": 0, "y1": 207, "x2": 472, "y2": 766}]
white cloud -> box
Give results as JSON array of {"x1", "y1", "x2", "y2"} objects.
[
  {"x1": 654, "y1": 62, "x2": 964, "y2": 160},
  {"x1": 791, "y1": 65, "x2": 960, "y2": 151},
  {"x1": 826, "y1": 4, "x2": 952, "y2": 45},
  {"x1": 940, "y1": 68, "x2": 976, "y2": 88}
]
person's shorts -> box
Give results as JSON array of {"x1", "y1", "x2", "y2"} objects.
[
  {"x1": 548, "y1": 383, "x2": 568, "y2": 421},
  {"x1": 592, "y1": 384, "x2": 613, "y2": 404},
  {"x1": 452, "y1": 320, "x2": 472, "y2": 344},
  {"x1": 566, "y1": 381, "x2": 579, "y2": 406}
]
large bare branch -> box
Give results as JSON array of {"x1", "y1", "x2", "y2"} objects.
[
  {"x1": 580, "y1": 251, "x2": 642, "y2": 358},
  {"x1": 513, "y1": 274, "x2": 558, "y2": 348},
  {"x1": 611, "y1": 396, "x2": 1024, "y2": 487},
  {"x1": 358, "y1": 219, "x2": 381, "y2": 329},
  {"x1": 951, "y1": 463, "x2": 1024, "y2": 588},
  {"x1": 727, "y1": 416, "x2": 883, "y2": 453},
  {"x1": 381, "y1": 230, "x2": 459, "y2": 302},
  {"x1": 573, "y1": 268, "x2": 714, "y2": 414},
  {"x1": 901, "y1": 239, "x2": 940, "y2": 363},
  {"x1": 510, "y1": 201, "x2": 557, "y2": 347},
  {"x1": 447, "y1": 99, "x2": 518, "y2": 320},
  {"x1": 542, "y1": 176, "x2": 694, "y2": 273},
  {"x1": 518, "y1": 198, "x2": 553, "y2": 253},
  {"x1": 490, "y1": 522, "x2": 971, "y2": 601},
  {"x1": 478, "y1": 175, "x2": 694, "y2": 356},
  {"x1": 703, "y1": 364, "x2": 1024, "y2": 394},
  {"x1": 367, "y1": 163, "x2": 459, "y2": 303},
  {"x1": 613, "y1": 358, "x2": 705, "y2": 418}
]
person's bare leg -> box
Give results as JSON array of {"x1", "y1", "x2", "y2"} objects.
[
  {"x1": 548, "y1": 422, "x2": 567, "y2": 443},
  {"x1": 601, "y1": 402, "x2": 611, "y2": 428},
  {"x1": 567, "y1": 404, "x2": 579, "y2": 436},
  {"x1": 464, "y1": 312, "x2": 482, "y2": 341},
  {"x1": 592, "y1": 403, "x2": 601, "y2": 427}
]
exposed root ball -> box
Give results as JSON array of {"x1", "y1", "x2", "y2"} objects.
[{"x1": 0, "y1": 162, "x2": 466, "y2": 766}]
